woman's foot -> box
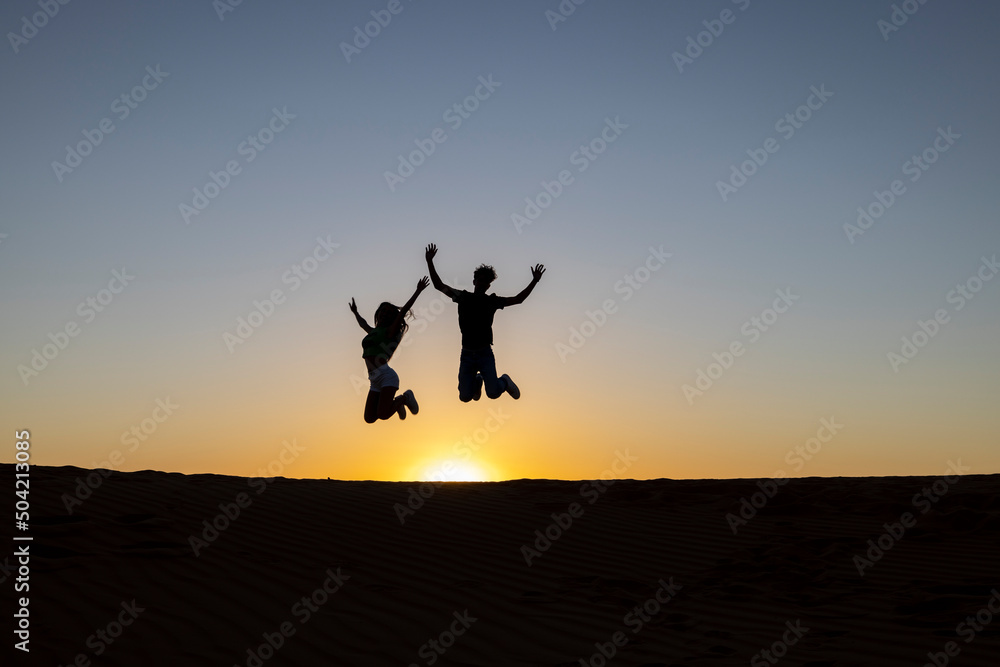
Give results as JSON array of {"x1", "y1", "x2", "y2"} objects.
[
  {"x1": 402, "y1": 389, "x2": 419, "y2": 415},
  {"x1": 473, "y1": 374, "x2": 483, "y2": 401}
]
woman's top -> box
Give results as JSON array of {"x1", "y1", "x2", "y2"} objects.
[{"x1": 362, "y1": 327, "x2": 399, "y2": 361}]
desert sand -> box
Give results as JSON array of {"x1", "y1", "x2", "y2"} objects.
[{"x1": 8, "y1": 464, "x2": 1000, "y2": 666}]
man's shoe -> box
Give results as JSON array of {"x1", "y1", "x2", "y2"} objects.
[{"x1": 501, "y1": 374, "x2": 520, "y2": 400}]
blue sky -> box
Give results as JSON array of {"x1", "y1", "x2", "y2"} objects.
[{"x1": 2, "y1": 0, "x2": 998, "y2": 480}]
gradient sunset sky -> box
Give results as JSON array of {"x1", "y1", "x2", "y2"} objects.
[{"x1": 2, "y1": 0, "x2": 998, "y2": 481}]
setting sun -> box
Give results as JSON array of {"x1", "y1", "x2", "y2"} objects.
[{"x1": 419, "y1": 460, "x2": 493, "y2": 483}]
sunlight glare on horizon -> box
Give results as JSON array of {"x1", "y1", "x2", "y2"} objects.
[
  {"x1": 417, "y1": 459, "x2": 493, "y2": 483},
  {"x1": 1, "y1": 1, "x2": 999, "y2": 481}
]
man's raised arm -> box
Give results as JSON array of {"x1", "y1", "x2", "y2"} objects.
[
  {"x1": 425, "y1": 243, "x2": 457, "y2": 298},
  {"x1": 502, "y1": 264, "x2": 545, "y2": 307}
]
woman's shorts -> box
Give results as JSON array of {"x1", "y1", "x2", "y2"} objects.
[{"x1": 368, "y1": 364, "x2": 400, "y2": 392}]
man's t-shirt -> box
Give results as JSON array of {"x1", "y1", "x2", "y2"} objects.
[{"x1": 452, "y1": 290, "x2": 505, "y2": 349}]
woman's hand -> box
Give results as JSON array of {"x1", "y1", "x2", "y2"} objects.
[
  {"x1": 349, "y1": 297, "x2": 358, "y2": 313},
  {"x1": 417, "y1": 276, "x2": 430, "y2": 292}
]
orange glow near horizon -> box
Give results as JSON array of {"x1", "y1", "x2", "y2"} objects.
[
  {"x1": 5, "y1": 258, "x2": 1000, "y2": 482},
  {"x1": 3, "y1": 3, "x2": 1000, "y2": 489}
]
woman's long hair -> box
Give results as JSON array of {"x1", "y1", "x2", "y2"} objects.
[{"x1": 374, "y1": 302, "x2": 409, "y2": 342}]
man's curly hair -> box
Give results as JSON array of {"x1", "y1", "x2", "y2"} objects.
[{"x1": 473, "y1": 264, "x2": 497, "y2": 284}]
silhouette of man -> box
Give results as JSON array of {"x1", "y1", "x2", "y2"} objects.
[{"x1": 425, "y1": 243, "x2": 544, "y2": 402}]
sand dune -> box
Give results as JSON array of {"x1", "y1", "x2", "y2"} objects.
[{"x1": 9, "y1": 464, "x2": 1000, "y2": 665}]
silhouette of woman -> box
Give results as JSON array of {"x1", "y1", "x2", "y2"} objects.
[{"x1": 350, "y1": 277, "x2": 428, "y2": 423}]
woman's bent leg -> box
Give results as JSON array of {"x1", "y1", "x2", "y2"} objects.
[
  {"x1": 364, "y1": 391, "x2": 380, "y2": 423},
  {"x1": 377, "y1": 386, "x2": 402, "y2": 420}
]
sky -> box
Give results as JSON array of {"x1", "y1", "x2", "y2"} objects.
[{"x1": 1, "y1": 0, "x2": 998, "y2": 482}]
